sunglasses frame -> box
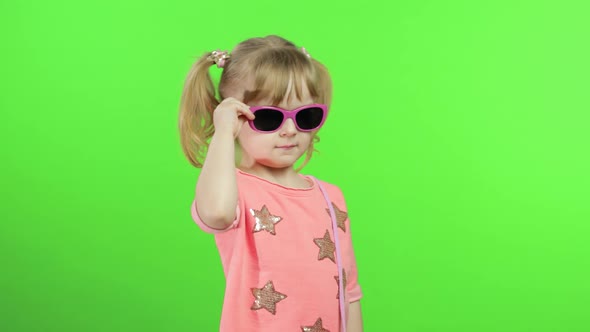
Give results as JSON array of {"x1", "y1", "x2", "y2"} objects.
[{"x1": 248, "y1": 103, "x2": 329, "y2": 133}]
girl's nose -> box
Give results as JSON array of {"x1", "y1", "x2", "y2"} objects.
[{"x1": 279, "y1": 118, "x2": 297, "y2": 136}]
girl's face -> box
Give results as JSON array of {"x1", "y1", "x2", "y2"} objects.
[{"x1": 237, "y1": 86, "x2": 315, "y2": 170}]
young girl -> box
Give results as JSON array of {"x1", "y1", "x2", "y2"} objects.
[{"x1": 179, "y1": 35, "x2": 363, "y2": 332}]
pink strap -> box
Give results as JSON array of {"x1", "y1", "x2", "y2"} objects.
[{"x1": 310, "y1": 176, "x2": 347, "y2": 332}]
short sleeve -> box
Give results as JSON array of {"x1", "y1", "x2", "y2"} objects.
[
  {"x1": 329, "y1": 184, "x2": 363, "y2": 303},
  {"x1": 345, "y1": 240, "x2": 363, "y2": 302},
  {"x1": 191, "y1": 199, "x2": 240, "y2": 234}
]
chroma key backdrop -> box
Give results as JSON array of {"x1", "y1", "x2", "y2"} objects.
[{"x1": 1, "y1": 0, "x2": 589, "y2": 331}]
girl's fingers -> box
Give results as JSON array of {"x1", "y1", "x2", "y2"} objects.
[
  {"x1": 242, "y1": 108, "x2": 256, "y2": 120},
  {"x1": 220, "y1": 98, "x2": 255, "y2": 119},
  {"x1": 234, "y1": 103, "x2": 255, "y2": 120}
]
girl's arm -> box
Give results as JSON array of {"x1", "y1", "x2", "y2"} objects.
[
  {"x1": 195, "y1": 127, "x2": 238, "y2": 229},
  {"x1": 347, "y1": 300, "x2": 364, "y2": 332},
  {"x1": 194, "y1": 98, "x2": 254, "y2": 229}
]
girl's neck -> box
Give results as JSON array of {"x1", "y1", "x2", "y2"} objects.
[{"x1": 238, "y1": 163, "x2": 311, "y2": 189}]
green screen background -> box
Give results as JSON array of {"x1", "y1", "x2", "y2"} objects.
[{"x1": 1, "y1": 0, "x2": 589, "y2": 331}]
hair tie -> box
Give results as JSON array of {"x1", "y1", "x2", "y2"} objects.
[
  {"x1": 207, "y1": 50, "x2": 230, "y2": 68},
  {"x1": 301, "y1": 47, "x2": 311, "y2": 59}
]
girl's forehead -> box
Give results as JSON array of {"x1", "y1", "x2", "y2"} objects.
[
  {"x1": 255, "y1": 90, "x2": 313, "y2": 105},
  {"x1": 245, "y1": 78, "x2": 314, "y2": 107}
]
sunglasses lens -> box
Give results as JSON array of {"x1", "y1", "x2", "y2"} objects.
[
  {"x1": 252, "y1": 109, "x2": 284, "y2": 131},
  {"x1": 296, "y1": 107, "x2": 325, "y2": 130}
]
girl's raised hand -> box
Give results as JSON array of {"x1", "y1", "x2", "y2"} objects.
[{"x1": 212, "y1": 97, "x2": 255, "y2": 138}]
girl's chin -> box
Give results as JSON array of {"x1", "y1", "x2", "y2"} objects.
[{"x1": 257, "y1": 158, "x2": 301, "y2": 169}]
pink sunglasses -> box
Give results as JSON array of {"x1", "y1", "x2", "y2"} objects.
[{"x1": 248, "y1": 104, "x2": 328, "y2": 133}]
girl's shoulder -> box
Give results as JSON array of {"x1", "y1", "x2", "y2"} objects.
[{"x1": 303, "y1": 174, "x2": 347, "y2": 200}]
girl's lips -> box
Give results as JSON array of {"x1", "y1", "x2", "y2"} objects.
[{"x1": 277, "y1": 144, "x2": 297, "y2": 149}]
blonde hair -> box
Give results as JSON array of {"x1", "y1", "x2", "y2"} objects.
[{"x1": 178, "y1": 35, "x2": 333, "y2": 169}]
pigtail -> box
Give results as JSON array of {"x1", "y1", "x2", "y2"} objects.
[{"x1": 178, "y1": 53, "x2": 219, "y2": 168}]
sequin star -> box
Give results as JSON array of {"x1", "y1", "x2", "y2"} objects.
[
  {"x1": 250, "y1": 280, "x2": 287, "y2": 315},
  {"x1": 325, "y1": 202, "x2": 348, "y2": 232},
  {"x1": 301, "y1": 318, "x2": 330, "y2": 332},
  {"x1": 334, "y1": 269, "x2": 347, "y2": 299},
  {"x1": 250, "y1": 205, "x2": 282, "y2": 235},
  {"x1": 313, "y1": 230, "x2": 335, "y2": 263}
]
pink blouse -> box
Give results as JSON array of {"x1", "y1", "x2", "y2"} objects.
[{"x1": 191, "y1": 169, "x2": 362, "y2": 331}]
